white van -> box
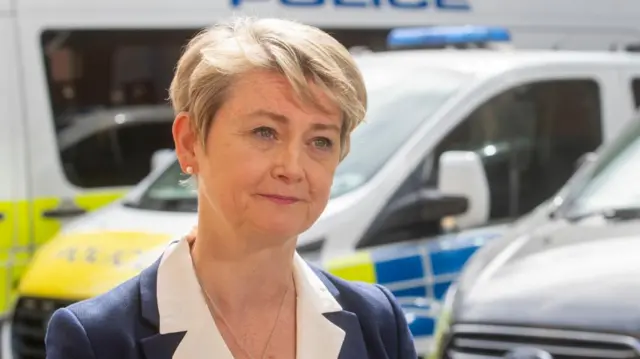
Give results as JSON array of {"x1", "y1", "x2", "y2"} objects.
[{"x1": 5, "y1": 0, "x2": 640, "y2": 321}]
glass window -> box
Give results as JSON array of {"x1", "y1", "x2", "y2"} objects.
[
  {"x1": 563, "y1": 120, "x2": 640, "y2": 218},
  {"x1": 631, "y1": 78, "x2": 640, "y2": 108},
  {"x1": 41, "y1": 29, "x2": 194, "y2": 188},
  {"x1": 431, "y1": 79, "x2": 602, "y2": 221},
  {"x1": 331, "y1": 65, "x2": 471, "y2": 199}
]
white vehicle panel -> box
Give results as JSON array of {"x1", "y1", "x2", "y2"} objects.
[
  {"x1": 17, "y1": 20, "x2": 70, "y2": 199},
  {"x1": 0, "y1": 17, "x2": 28, "y2": 236},
  {"x1": 60, "y1": 203, "x2": 197, "y2": 239},
  {"x1": 12, "y1": 0, "x2": 640, "y2": 32},
  {"x1": 0, "y1": 0, "x2": 10, "y2": 13}
]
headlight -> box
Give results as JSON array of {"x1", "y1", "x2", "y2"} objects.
[{"x1": 429, "y1": 284, "x2": 457, "y2": 359}]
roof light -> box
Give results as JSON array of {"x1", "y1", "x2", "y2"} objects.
[{"x1": 387, "y1": 25, "x2": 511, "y2": 49}]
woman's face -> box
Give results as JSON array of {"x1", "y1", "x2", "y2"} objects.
[{"x1": 174, "y1": 70, "x2": 344, "y2": 243}]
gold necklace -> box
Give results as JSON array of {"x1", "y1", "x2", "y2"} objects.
[{"x1": 191, "y1": 258, "x2": 293, "y2": 359}]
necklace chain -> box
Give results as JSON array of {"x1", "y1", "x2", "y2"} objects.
[{"x1": 191, "y1": 257, "x2": 293, "y2": 359}]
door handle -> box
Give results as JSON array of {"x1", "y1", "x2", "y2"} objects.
[{"x1": 42, "y1": 207, "x2": 87, "y2": 219}]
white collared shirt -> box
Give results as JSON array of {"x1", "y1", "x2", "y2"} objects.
[{"x1": 155, "y1": 238, "x2": 346, "y2": 359}]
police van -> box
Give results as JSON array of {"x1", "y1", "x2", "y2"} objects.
[
  {"x1": 7, "y1": 24, "x2": 640, "y2": 358},
  {"x1": 4, "y1": 0, "x2": 640, "y2": 321}
]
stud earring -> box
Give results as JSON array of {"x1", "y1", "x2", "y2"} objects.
[{"x1": 185, "y1": 166, "x2": 194, "y2": 175}]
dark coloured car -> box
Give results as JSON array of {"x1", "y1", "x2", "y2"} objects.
[{"x1": 430, "y1": 116, "x2": 640, "y2": 359}]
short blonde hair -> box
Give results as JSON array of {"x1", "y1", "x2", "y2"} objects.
[{"x1": 169, "y1": 17, "x2": 368, "y2": 158}]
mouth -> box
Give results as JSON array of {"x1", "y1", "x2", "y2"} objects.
[{"x1": 258, "y1": 194, "x2": 301, "y2": 205}]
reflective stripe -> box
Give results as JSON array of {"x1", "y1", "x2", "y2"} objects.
[
  {"x1": 33, "y1": 192, "x2": 124, "y2": 247},
  {"x1": 324, "y1": 251, "x2": 376, "y2": 283},
  {"x1": 0, "y1": 191, "x2": 124, "y2": 315},
  {"x1": 18, "y1": 231, "x2": 171, "y2": 300},
  {"x1": 325, "y1": 230, "x2": 504, "y2": 340}
]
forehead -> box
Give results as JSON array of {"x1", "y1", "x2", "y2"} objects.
[{"x1": 227, "y1": 70, "x2": 341, "y2": 121}]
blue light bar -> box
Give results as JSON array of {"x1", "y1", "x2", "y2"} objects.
[{"x1": 387, "y1": 25, "x2": 511, "y2": 49}]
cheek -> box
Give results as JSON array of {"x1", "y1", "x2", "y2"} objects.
[
  {"x1": 201, "y1": 138, "x2": 270, "y2": 191},
  {"x1": 307, "y1": 160, "x2": 338, "y2": 200}
]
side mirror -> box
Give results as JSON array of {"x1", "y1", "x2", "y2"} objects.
[
  {"x1": 151, "y1": 149, "x2": 175, "y2": 173},
  {"x1": 355, "y1": 189, "x2": 468, "y2": 248},
  {"x1": 438, "y1": 151, "x2": 490, "y2": 230}
]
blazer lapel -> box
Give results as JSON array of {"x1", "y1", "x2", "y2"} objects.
[
  {"x1": 138, "y1": 239, "x2": 234, "y2": 359},
  {"x1": 294, "y1": 255, "x2": 368, "y2": 359},
  {"x1": 140, "y1": 332, "x2": 187, "y2": 359},
  {"x1": 324, "y1": 311, "x2": 369, "y2": 359},
  {"x1": 137, "y1": 242, "x2": 369, "y2": 359},
  {"x1": 138, "y1": 253, "x2": 188, "y2": 359}
]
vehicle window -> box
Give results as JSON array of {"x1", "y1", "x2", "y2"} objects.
[
  {"x1": 563, "y1": 120, "x2": 640, "y2": 217},
  {"x1": 41, "y1": 30, "x2": 193, "y2": 188},
  {"x1": 430, "y1": 79, "x2": 602, "y2": 221},
  {"x1": 631, "y1": 78, "x2": 640, "y2": 108},
  {"x1": 331, "y1": 66, "x2": 470, "y2": 199}
]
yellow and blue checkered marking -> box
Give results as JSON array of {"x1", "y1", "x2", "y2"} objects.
[{"x1": 325, "y1": 229, "x2": 504, "y2": 339}]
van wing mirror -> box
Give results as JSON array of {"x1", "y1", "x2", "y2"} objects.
[
  {"x1": 438, "y1": 151, "x2": 490, "y2": 229},
  {"x1": 151, "y1": 149, "x2": 176, "y2": 173},
  {"x1": 355, "y1": 189, "x2": 468, "y2": 248},
  {"x1": 384, "y1": 190, "x2": 469, "y2": 228}
]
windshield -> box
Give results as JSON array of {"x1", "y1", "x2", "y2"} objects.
[
  {"x1": 134, "y1": 65, "x2": 470, "y2": 211},
  {"x1": 563, "y1": 120, "x2": 640, "y2": 218},
  {"x1": 331, "y1": 65, "x2": 470, "y2": 198}
]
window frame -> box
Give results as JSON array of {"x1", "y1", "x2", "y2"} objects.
[{"x1": 424, "y1": 75, "x2": 604, "y2": 224}]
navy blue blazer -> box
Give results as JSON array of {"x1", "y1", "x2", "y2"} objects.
[{"x1": 44, "y1": 249, "x2": 418, "y2": 359}]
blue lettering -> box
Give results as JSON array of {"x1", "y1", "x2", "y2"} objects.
[
  {"x1": 389, "y1": 0, "x2": 427, "y2": 9},
  {"x1": 231, "y1": 0, "x2": 469, "y2": 9},
  {"x1": 335, "y1": 0, "x2": 368, "y2": 7},
  {"x1": 436, "y1": 0, "x2": 470, "y2": 10},
  {"x1": 281, "y1": 0, "x2": 323, "y2": 6}
]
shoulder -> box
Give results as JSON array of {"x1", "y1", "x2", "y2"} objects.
[
  {"x1": 320, "y1": 268, "x2": 398, "y2": 314},
  {"x1": 67, "y1": 273, "x2": 143, "y2": 332},
  {"x1": 46, "y1": 274, "x2": 145, "y2": 358},
  {"x1": 310, "y1": 266, "x2": 418, "y2": 358}
]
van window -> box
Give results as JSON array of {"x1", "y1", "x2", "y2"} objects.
[
  {"x1": 41, "y1": 29, "x2": 194, "y2": 188},
  {"x1": 432, "y1": 79, "x2": 602, "y2": 221},
  {"x1": 631, "y1": 78, "x2": 640, "y2": 108}
]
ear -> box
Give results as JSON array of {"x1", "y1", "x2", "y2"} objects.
[{"x1": 172, "y1": 112, "x2": 198, "y2": 173}]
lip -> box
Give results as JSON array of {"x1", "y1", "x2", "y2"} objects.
[{"x1": 258, "y1": 194, "x2": 301, "y2": 205}]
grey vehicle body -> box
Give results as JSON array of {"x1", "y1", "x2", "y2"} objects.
[{"x1": 431, "y1": 114, "x2": 640, "y2": 359}]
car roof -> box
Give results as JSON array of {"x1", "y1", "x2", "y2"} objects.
[{"x1": 354, "y1": 49, "x2": 640, "y2": 78}]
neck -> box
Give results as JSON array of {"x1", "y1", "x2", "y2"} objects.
[{"x1": 191, "y1": 221, "x2": 297, "y2": 311}]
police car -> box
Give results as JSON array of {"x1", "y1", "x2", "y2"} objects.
[{"x1": 7, "y1": 26, "x2": 640, "y2": 359}]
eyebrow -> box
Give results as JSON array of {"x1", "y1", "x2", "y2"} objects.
[{"x1": 249, "y1": 110, "x2": 341, "y2": 133}]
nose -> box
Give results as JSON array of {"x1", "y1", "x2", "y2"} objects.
[{"x1": 271, "y1": 143, "x2": 305, "y2": 184}]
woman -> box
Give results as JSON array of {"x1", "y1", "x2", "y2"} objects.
[{"x1": 45, "y1": 17, "x2": 417, "y2": 359}]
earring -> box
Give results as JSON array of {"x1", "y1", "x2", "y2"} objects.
[{"x1": 185, "y1": 166, "x2": 194, "y2": 175}]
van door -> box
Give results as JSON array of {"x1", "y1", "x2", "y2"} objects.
[
  {"x1": 19, "y1": 25, "x2": 186, "y2": 248},
  {"x1": 624, "y1": 72, "x2": 640, "y2": 110},
  {"x1": 0, "y1": 16, "x2": 30, "y2": 316},
  {"x1": 356, "y1": 68, "x2": 611, "y2": 249},
  {"x1": 428, "y1": 70, "x2": 610, "y2": 224}
]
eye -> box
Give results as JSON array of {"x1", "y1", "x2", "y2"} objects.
[
  {"x1": 252, "y1": 126, "x2": 276, "y2": 140},
  {"x1": 312, "y1": 137, "x2": 333, "y2": 150}
]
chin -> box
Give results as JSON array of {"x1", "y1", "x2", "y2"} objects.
[{"x1": 254, "y1": 218, "x2": 311, "y2": 242}]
